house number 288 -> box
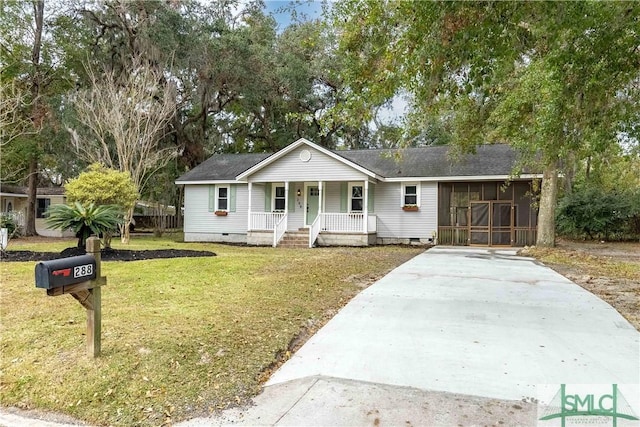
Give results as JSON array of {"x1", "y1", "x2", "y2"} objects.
[{"x1": 74, "y1": 264, "x2": 93, "y2": 278}]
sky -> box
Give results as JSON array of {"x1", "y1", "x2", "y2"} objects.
[{"x1": 263, "y1": 0, "x2": 325, "y2": 29}]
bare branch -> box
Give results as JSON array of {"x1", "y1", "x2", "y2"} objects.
[
  {"x1": 0, "y1": 81, "x2": 37, "y2": 146},
  {"x1": 68, "y1": 57, "x2": 177, "y2": 242}
]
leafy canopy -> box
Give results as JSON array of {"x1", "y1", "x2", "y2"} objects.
[
  {"x1": 65, "y1": 163, "x2": 138, "y2": 211},
  {"x1": 332, "y1": 1, "x2": 640, "y2": 246},
  {"x1": 332, "y1": 1, "x2": 639, "y2": 161}
]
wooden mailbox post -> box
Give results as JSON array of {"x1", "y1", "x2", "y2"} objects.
[{"x1": 35, "y1": 237, "x2": 106, "y2": 358}]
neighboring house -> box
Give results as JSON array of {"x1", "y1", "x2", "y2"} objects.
[
  {"x1": 0, "y1": 184, "x2": 73, "y2": 237},
  {"x1": 176, "y1": 138, "x2": 540, "y2": 247}
]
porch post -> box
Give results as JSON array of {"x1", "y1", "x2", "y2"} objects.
[
  {"x1": 363, "y1": 180, "x2": 368, "y2": 233},
  {"x1": 247, "y1": 182, "x2": 252, "y2": 231},
  {"x1": 318, "y1": 181, "x2": 323, "y2": 217},
  {"x1": 284, "y1": 181, "x2": 289, "y2": 230}
]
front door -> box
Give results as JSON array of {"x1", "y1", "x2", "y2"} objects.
[
  {"x1": 470, "y1": 201, "x2": 513, "y2": 246},
  {"x1": 491, "y1": 202, "x2": 513, "y2": 245},
  {"x1": 306, "y1": 186, "x2": 319, "y2": 226},
  {"x1": 470, "y1": 202, "x2": 490, "y2": 245}
]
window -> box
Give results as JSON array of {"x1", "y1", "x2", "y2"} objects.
[
  {"x1": 350, "y1": 184, "x2": 363, "y2": 212},
  {"x1": 36, "y1": 198, "x2": 50, "y2": 218},
  {"x1": 274, "y1": 185, "x2": 285, "y2": 211},
  {"x1": 217, "y1": 186, "x2": 228, "y2": 211},
  {"x1": 404, "y1": 184, "x2": 418, "y2": 206}
]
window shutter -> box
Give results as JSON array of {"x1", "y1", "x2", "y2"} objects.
[
  {"x1": 368, "y1": 185, "x2": 375, "y2": 213},
  {"x1": 229, "y1": 185, "x2": 237, "y2": 212},
  {"x1": 288, "y1": 183, "x2": 295, "y2": 213},
  {"x1": 340, "y1": 182, "x2": 348, "y2": 213},
  {"x1": 208, "y1": 185, "x2": 216, "y2": 212},
  {"x1": 264, "y1": 184, "x2": 272, "y2": 212}
]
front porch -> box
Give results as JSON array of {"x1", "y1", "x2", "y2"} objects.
[
  {"x1": 248, "y1": 212, "x2": 377, "y2": 247},
  {"x1": 244, "y1": 179, "x2": 377, "y2": 247}
]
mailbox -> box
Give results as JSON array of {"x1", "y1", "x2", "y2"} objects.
[{"x1": 35, "y1": 255, "x2": 97, "y2": 289}]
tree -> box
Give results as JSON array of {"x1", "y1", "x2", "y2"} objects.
[
  {"x1": 1, "y1": 0, "x2": 82, "y2": 233},
  {"x1": 68, "y1": 58, "x2": 176, "y2": 243},
  {"x1": 332, "y1": 1, "x2": 640, "y2": 246},
  {"x1": 64, "y1": 163, "x2": 138, "y2": 247},
  {"x1": 45, "y1": 202, "x2": 122, "y2": 248},
  {"x1": 0, "y1": 0, "x2": 46, "y2": 236},
  {"x1": 0, "y1": 82, "x2": 31, "y2": 147}
]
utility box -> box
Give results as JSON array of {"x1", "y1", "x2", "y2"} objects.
[{"x1": 35, "y1": 255, "x2": 97, "y2": 290}]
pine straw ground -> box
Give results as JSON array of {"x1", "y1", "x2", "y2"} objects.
[{"x1": 520, "y1": 239, "x2": 640, "y2": 331}]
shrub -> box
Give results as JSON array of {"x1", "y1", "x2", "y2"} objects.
[
  {"x1": 0, "y1": 214, "x2": 20, "y2": 238},
  {"x1": 556, "y1": 186, "x2": 639, "y2": 240},
  {"x1": 45, "y1": 202, "x2": 123, "y2": 248},
  {"x1": 65, "y1": 164, "x2": 138, "y2": 208},
  {"x1": 65, "y1": 164, "x2": 138, "y2": 247}
]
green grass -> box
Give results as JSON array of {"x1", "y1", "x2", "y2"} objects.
[{"x1": 0, "y1": 236, "x2": 423, "y2": 426}]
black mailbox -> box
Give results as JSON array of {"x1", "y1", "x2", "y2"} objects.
[{"x1": 35, "y1": 255, "x2": 97, "y2": 290}]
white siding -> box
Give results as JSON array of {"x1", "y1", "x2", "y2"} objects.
[
  {"x1": 288, "y1": 182, "x2": 305, "y2": 230},
  {"x1": 183, "y1": 180, "x2": 439, "y2": 243},
  {"x1": 375, "y1": 182, "x2": 438, "y2": 239},
  {"x1": 251, "y1": 184, "x2": 264, "y2": 209},
  {"x1": 324, "y1": 181, "x2": 342, "y2": 212},
  {"x1": 183, "y1": 184, "x2": 248, "y2": 235},
  {"x1": 249, "y1": 146, "x2": 368, "y2": 182}
]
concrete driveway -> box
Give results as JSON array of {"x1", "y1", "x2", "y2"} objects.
[{"x1": 179, "y1": 247, "x2": 640, "y2": 426}]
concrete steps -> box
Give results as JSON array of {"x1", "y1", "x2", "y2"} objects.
[{"x1": 278, "y1": 231, "x2": 309, "y2": 248}]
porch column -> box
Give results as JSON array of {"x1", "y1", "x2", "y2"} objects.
[
  {"x1": 284, "y1": 180, "x2": 289, "y2": 230},
  {"x1": 247, "y1": 182, "x2": 252, "y2": 231},
  {"x1": 318, "y1": 181, "x2": 323, "y2": 217},
  {"x1": 363, "y1": 180, "x2": 369, "y2": 233}
]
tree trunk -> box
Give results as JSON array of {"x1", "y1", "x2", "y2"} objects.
[
  {"x1": 563, "y1": 152, "x2": 575, "y2": 195},
  {"x1": 536, "y1": 162, "x2": 559, "y2": 247},
  {"x1": 24, "y1": 155, "x2": 38, "y2": 236},
  {"x1": 24, "y1": 0, "x2": 45, "y2": 237},
  {"x1": 121, "y1": 207, "x2": 133, "y2": 244},
  {"x1": 177, "y1": 186, "x2": 184, "y2": 228}
]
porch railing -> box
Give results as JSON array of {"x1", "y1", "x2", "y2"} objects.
[
  {"x1": 514, "y1": 227, "x2": 537, "y2": 246},
  {"x1": 1, "y1": 211, "x2": 25, "y2": 228},
  {"x1": 438, "y1": 226, "x2": 537, "y2": 246},
  {"x1": 249, "y1": 211, "x2": 377, "y2": 244},
  {"x1": 250, "y1": 212, "x2": 285, "y2": 231},
  {"x1": 309, "y1": 215, "x2": 322, "y2": 248},
  {"x1": 321, "y1": 213, "x2": 371, "y2": 233},
  {"x1": 437, "y1": 227, "x2": 469, "y2": 245},
  {"x1": 273, "y1": 214, "x2": 288, "y2": 247}
]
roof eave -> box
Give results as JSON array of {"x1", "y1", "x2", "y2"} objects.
[
  {"x1": 175, "y1": 180, "x2": 241, "y2": 185},
  {"x1": 0, "y1": 192, "x2": 28, "y2": 197},
  {"x1": 236, "y1": 138, "x2": 378, "y2": 181},
  {"x1": 382, "y1": 174, "x2": 541, "y2": 182}
]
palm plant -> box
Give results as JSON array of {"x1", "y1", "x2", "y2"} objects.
[{"x1": 45, "y1": 202, "x2": 123, "y2": 248}]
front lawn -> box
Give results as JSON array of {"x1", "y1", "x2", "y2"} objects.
[{"x1": 0, "y1": 236, "x2": 422, "y2": 426}]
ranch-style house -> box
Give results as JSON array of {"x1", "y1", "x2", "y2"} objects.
[{"x1": 176, "y1": 138, "x2": 540, "y2": 247}]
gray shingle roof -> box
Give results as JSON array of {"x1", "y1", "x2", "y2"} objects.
[
  {"x1": 337, "y1": 144, "x2": 525, "y2": 178},
  {"x1": 0, "y1": 184, "x2": 65, "y2": 196},
  {"x1": 176, "y1": 144, "x2": 529, "y2": 182},
  {"x1": 176, "y1": 152, "x2": 272, "y2": 182}
]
